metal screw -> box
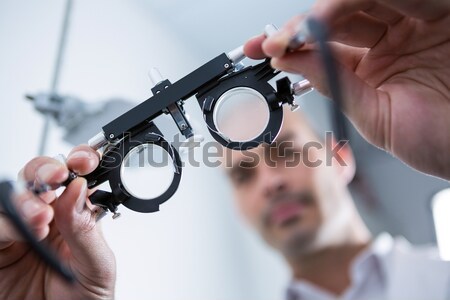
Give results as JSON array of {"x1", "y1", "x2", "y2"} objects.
[
  {"x1": 224, "y1": 63, "x2": 229, "y2": 68},
  {"x1": 180, "y1": 123, "x2": 187, "y2": 130},
  {"x1": 290, "y1": 101, "x2": 300, "y2": 112},
  {"x1": 109, "y1": 133, "x2": 114, "y2": 139}
]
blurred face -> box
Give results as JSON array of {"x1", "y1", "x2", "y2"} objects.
[{"x1": 225, "y1": 112, "x2": 355, "y2": 257}]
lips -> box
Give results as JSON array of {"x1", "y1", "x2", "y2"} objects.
[{"x1": 270, "y1": 201, "x2": 304, "y2": 227}]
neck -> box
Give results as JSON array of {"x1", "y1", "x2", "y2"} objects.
[
  {"x1": 291, "y1": 243, "x2": 369, "y2": 293},
  {"x1": 287, "y1": 215, "x2": 371, "y2": 295}
]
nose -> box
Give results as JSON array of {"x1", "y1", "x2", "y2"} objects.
[{"x1": 257, "y1": 163, "x2": 287, "y2": 200}]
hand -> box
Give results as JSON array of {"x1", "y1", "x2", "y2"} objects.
[
  {"x1": 245, "y1": 0, "x2": 450, "y2": 180},
  {"x1": 0, "y1": 145, "x2": 116, "y2": 300}
]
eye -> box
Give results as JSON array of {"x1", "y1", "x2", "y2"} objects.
[
  {"x1": 230, "y1": 169, "x2": 254, "y2": 186},
  {"x1": 270, "y1": 144, "x2": 297, "y2": 160},
  {"x1": 265, "y1": 143, "x2": 302, "y2": 168},
  {"x1": 280, "y1": 147, "x2": 297, "y2": 157}
]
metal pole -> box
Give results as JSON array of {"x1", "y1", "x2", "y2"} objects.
[{"x1": 38, "y1": 0, "x2": 73, "y2": 155}]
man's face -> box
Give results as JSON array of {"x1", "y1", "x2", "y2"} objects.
[{"x1": 225, "y1": 112, "x2": 353, "y2": 256}]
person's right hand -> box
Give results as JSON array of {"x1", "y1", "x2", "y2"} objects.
[
  {"x1": 244, "y1": 0, "x2": 450, "y2": 180},
  {"x1": 0, "y1": 145, "x2": 116, "y2": 300}
]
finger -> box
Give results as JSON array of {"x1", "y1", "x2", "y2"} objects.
[
  {"x1": 66, "y1": 144, "x2": 100, "y2": 176},
  {"x1": 19, "y1": 157, "x2": 68, "y2": 186},
  {"x1": 249, "y1": 6, "x2": 395, "y2": 57},
  {"x1": 243, "y1": 34, "x2": 267, "y2": 59},
  {"x1": 260, "y1": 7, "x2": 391, "y2": 55},
  {"x1": 54, "y1": 178, "x2": 115, "y2": 282},
  {"x1": 262, "y1": 15, "x2": 305, "y2": 57},
  {"x1": 363, "y1": 2, "x2": 404, "y2": 25},
  {"x1": 0, "y1": 192, "x2": 54, "y2": 243},
  {"x1": 260, "y1": 11, "x2": 374, "y2": 57},
  {"x1": 313, "y1": 0, "x2": 449, "y2": 24},
  {"x1": 261, "y1": 12, "x2": 387, "y2": 54},
  {"x1": 244, "y1": 15, "x2": 305, "y2": 59},
  {"x1": 0, "y1": 215, "x2": 51, "y2": 244},
  {"x1": 313, "y1": 0, "x2": 374, "y2": 26},
  {"x1": 330, "y1": 12, "x2": 387, "y2": 48},
  {"x1": 38, "y1": 190, "x2": 57, "y2": 204},
  {"x1": 271, "y1": 45, "x2": 390, "y2": 149},
  {"x1": 376, "y1": 0, "x2": 450, "y2": 21}
]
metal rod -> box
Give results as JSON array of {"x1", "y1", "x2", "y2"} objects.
[
  {"x1": 306, "y1": 18, "x2": 349, "y2": 143},
  {"x1": 227, "y1": 45, "x2": 245, "y2": 64},
  {"x1": 38, "y1": 0, "x2": 73, "y2": 155}
]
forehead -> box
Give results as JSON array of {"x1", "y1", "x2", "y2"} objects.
[{"x1": 224, "y1": 111, "x2": 318, "y2": 167}]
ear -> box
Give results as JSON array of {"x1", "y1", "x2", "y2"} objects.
[{"x1": 330, "y1": 137, "x2": 356, "y2": 185}]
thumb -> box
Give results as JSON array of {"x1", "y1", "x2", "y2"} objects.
[
  {"x1": 55, "y1": 178, "x2": 115, "y2": 283},
  {"x1": 272, "y1": 47, "x2": 391, "y2": 150}
]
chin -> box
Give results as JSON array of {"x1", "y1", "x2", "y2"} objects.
[
  {"x1": 262, "y1": 218, "x2": 319, "y2": 256},
  {"x1": 279, "y1": 227, "x2": 318, "y2": 257}
]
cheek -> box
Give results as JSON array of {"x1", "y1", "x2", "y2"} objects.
[
  {"x1": 283, "y1": 162, "x2": 314, "y2": 187},
  {"x1": 311, "y1": 165, "x2": 346, "y2": 219},
  {"x1": 235, "y1": 191, "x2": 263, "y2": 226},
  {"x1": 301, "y1": 204, "x2": 322, "y2": 231}
]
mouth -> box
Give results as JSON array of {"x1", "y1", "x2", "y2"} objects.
[{"x1": 269, "y1": 201, "x2": 305, "y2": 227}]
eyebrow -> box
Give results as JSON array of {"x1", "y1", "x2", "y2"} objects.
[
  {"x1": 265, "y1": 131, "x2": 296, "y2": 148},
  {"x1": 227, "y1": 157, "x2": 257, "y2": 176}
]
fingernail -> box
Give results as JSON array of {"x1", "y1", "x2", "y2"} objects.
[
  {"x1": 36, "y1": 164, "x2": 60, "y2": 183},
  {"x1": 22, "y1": 199, "x2": 44, "y2": 218},
  {"x1": 68, "y1": 151, "x2": 91, "y2": 160},
  {"x1": 76, "y1": 179, "x2": 87, "y2": 213}
]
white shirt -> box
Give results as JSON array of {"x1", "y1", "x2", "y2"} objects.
[{"x1": 286, "y1": 233, "x2": 450, "y2": 300}]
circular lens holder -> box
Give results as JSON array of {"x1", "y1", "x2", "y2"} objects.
[
  {"x1": 85, "y1": 123, "x2": 182, "y2": 213},
  {"x1": 197, "y1": 59, "x2": 284, "y2": 150}
]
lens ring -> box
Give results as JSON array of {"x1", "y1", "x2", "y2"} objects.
[
  {"x1": 202, "y1": 88, "x2": 283, "y2": 151},
  {"x1": 197, "y1": 58, "x2": 284, "y2": 151},
  {"x1": 213, "y1": 87, "x2": 270, "y2": 142},
  {"x1": 106, "y1": 127, "x2": 182, "y2": 213},
  {"x1": 120, "y1": 143, "x2": 176, "y2": 200}
]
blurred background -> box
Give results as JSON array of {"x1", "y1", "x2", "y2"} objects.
[{"x1": 0, "y1": 0, "x2": 448, "y2": 299}]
